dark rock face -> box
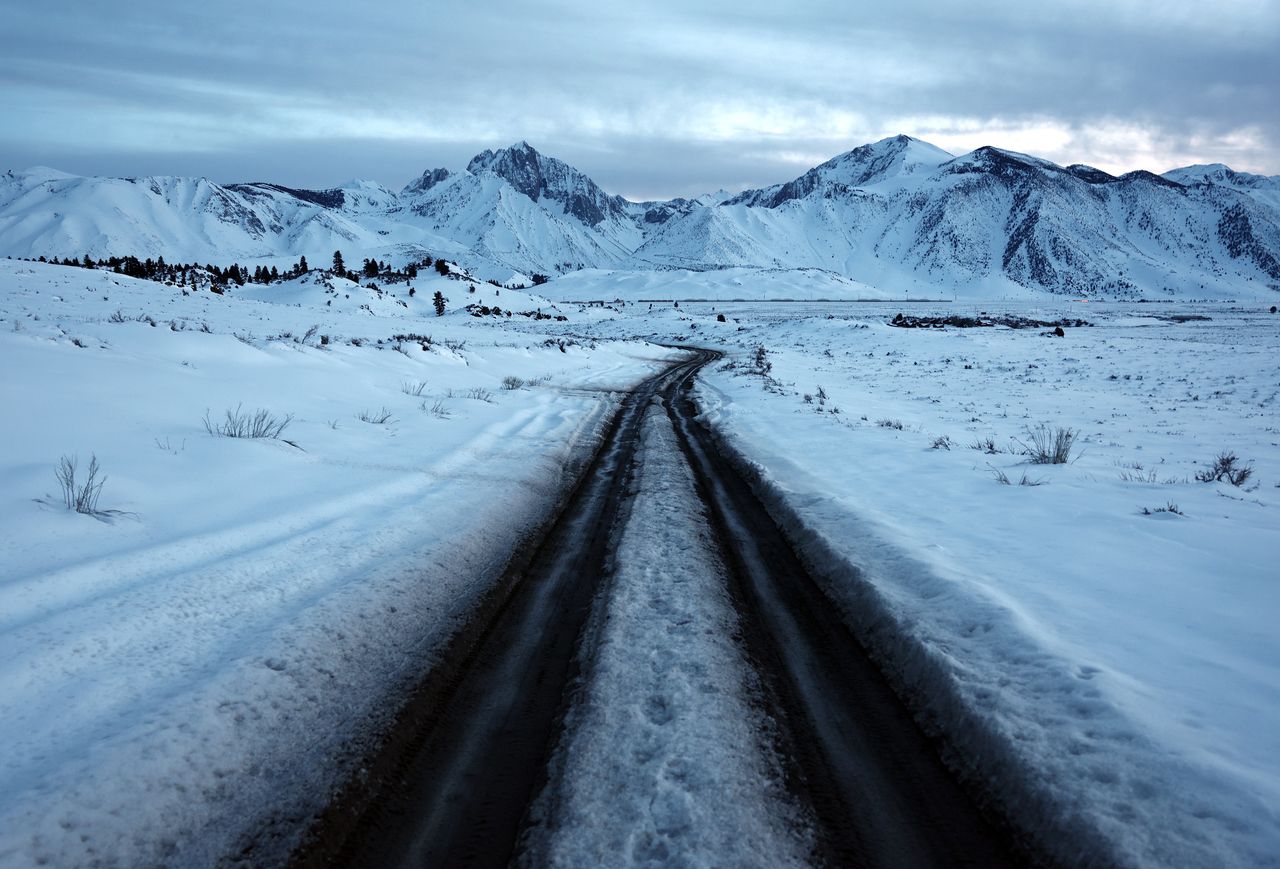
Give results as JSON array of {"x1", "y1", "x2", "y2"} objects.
[
  {"x1": 228, "y1": 183, "x2": 345, "y2": 210},
  {"x1": 401, "y1": 168, "x2": 451, "y2": 197}
]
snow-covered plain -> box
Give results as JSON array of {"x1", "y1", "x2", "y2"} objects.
[
  {"x1": 3, "y1": 252, "x2": 1279, "y2": 868},
  {"x1": 0, "y1": 259, "x2": 677, "y2": 866},
  {"x1": 533, "y1": 294, "x2": 1280, "y2": 867}
]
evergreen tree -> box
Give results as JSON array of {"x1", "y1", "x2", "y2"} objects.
[
  {"x1": 363, "y1": 258, "x2": 379, "y2": 278},
  {"x1": 406, "y1": 263, "x2": 418, "y2": 279},
  {"x1": 434, "y1": 259, "x2": 449, "y2": 277},
  {"x1": 433, "y1": 290, "x2": 446, "y2": 316},
  {"x1": 332, "y1": 250, "x2": 344, "y2": 273},
  {"x1": 298, "y1": 256, "x2": 309, "y2": 274}
]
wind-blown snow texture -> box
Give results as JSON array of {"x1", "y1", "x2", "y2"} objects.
[{"x1": 4, "y1": 135, "x2": 1279, "y2": 297}]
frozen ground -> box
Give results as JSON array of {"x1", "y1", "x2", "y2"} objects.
[
  {"x1": 0, "y1": 260, "x2": 677, "y2": 866},
  {"x1": 535, "y1": 295, "x2": 1280, "y2": 867},
  {"x1": 522, "y1": 405, "x2": 813, "y2": 867}
]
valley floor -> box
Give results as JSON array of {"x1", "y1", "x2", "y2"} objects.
[{"x1": 2, "y1": 259, "x2": 1278, "y2": 867}]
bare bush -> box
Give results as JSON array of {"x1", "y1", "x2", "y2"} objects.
[
  {"x1": 51, "y1": 454, "x2": 126, "y2": 519},
  {"x1": 1195, "y1": 451, "x2": 1254, "y2": 487},
  {"x1": 990, "y1": 465, "x2": 1046, "y2": 486},
  {"x1": 203, "y1": 405, "x2": 293, "y2": 439},
  {"x1": 970, "y1": 436, "x2": 1000, "y2": 455},
  {"x1": 424, "y1": 399, "x2": 450, "y2": 419},
  {"x1": 401, "y1": 379, "x2": 429, "y2": 397},
  {"x1": 55, "y1": 453, "x2": 105, "y2": 513},
  {"x1": 1016, "y1": 424, "x2": 1078, "y2": 464},
  {"x1": 463, "y1": 387, "x2": 494, "y2": 403},
  {"x1": 501, "y1": 375, "x2": 525, "y2": 390},
  {"x1": 1142, "y1": 502, "x2": 1184, "y2": 516},
  {"x1": 931, "y1": 435, "x2": 952, "y2": 450},
  {"x1": 357, "y1": 407, "x2": 395, "y2": 424},
  {"x1": 877, "y1": 418, "x2": 905, "y2": 430}
]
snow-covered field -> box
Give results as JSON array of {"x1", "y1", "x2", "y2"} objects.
[
  {"x1": 542, "y1": 295, "x2": 1280, "y2": 867},
  {"x1": 3, "y1": 253, "x2": 1279, "y2": 867},
  {"x1": 0, "y1": 260, "x2": 676, "y2": 866}
]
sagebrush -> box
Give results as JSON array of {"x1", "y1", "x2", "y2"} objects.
[{"x1": 203, "y1": 405, "x2": 293, "y2": 439}]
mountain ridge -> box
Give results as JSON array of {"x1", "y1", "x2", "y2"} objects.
[{"x1": 2, "y1": 136, "x2": 1278, "y2": 298}]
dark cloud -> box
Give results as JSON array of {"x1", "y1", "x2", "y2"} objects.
[{"x1": 1, "y1": 0, "x2": 1276, "y2": 199}]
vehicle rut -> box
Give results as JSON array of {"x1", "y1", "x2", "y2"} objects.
[
  {"x1": 662, "y1": 349, "x2": 1033, "y2": 867},
  {"x1": 292, "y1": 347, "x2": 1035, "y2": 869},
  {"x1": 289, "y1": 352, "x2": 705, "y2": 869}
]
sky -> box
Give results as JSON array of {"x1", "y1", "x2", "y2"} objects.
[{"x1": 1, "y1": 0, "x2": 1276, "y2": 201}]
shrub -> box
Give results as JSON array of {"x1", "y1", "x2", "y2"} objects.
[
  {"x1": 990, "y1": 465, "x2": 1046, "y2": 486},
  {"x1": 1195, "y1": 451, "x2": 1253, "y2": 487},
  {"x1": 357, "y1": 407, "x2": 395, "y2": 424},
  {"x1": 203, "y1": 405, "x2": 293, "y2": 439},
  {"x1": 1142, "y1": 502, "x2": 1184, "y2": 516},
  {"x1": 931, "y1": 435, "x2": 952, "y2": 450},
  {"x1": 1016, "y1": 424, "x2": 1078, "y2": 464},
  {"x1": 55, "y1": 453, "x2": 108, "y2": 515},
  {"x1": 877, "y1": 418, "x2": 905, "y2": 430},
  {"x1": 751, "y1": 345, "x2": 772, "y2": 376},
  {"x1": 501, "y1": 375, "x2": 525, "y2": 390},
  {"x1": 970, "y1": 436, "x2": 1000, "y2": 454},
  {"x1": 401, "y1": 379, "x2": 429, "y2": 397}
]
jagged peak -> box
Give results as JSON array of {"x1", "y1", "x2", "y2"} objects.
[{"x1": 401, "y1": 167, "x2": 451, "y2": 197}]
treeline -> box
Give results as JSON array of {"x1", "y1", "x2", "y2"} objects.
[
  {"x1": 27, "y1": 253, "x2": 313, "y2": 288},
  {"x1": 19, "y1": 250, "x2": 545, "y2": 292}
]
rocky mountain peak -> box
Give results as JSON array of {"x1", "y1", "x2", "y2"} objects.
[{"x1": 466, "y1": 142, "x2": 625, "y2": 227}]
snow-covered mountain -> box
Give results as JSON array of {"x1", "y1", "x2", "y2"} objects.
[
  {"x1": 634, "y1": 136, "x2": 1280, "y2": 298},
  {"x1": 3, "y1": 136, "x2": 1278, "y2": 298}
]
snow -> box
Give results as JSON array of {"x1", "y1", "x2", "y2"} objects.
[
  {"x1": 522, "y1": 405, "x2": 813, "y2": 867},
  {"x1": 516, "y1": 293, "x2": 1280, "y2": 867},
  {"x1": 3, "y1": 134, "x2": 1277, "y2": 297},
  {"x1": 4, "y1": 246, "x2": 1280, "y2": 867},
  {"x1": 0, "y1": 259, "x2": 678, "y2": 866}
]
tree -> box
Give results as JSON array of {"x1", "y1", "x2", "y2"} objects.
[
  {"x1": 434, "y1": 259, "x2": 449, "y2": 277},
  {"x1": 332, "y1": 250, "x2": 345, "y2": 273},
  {"x1": 531, "y1": 273, "x2": 549, "y2": 285},
  {"x1": 363, "y1": 258, "x2": 379, "y2": 278},
  {"x1": 406, "y1": 263, "x2": 418, "y2": 279},
  {"x1": 298, "y1": 255, "x2": 309, "y2": 274},
  {"x1": 433, "y1": 290, "x2": 446, "y2": 316}
]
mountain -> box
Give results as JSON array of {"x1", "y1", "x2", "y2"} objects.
[
  {"x1": 632, "y1": 138, "x2": 1280, "y2": 297},
  {"x1": 2, "y1": 137, "x2": 1278, "y2": 298},
  {"x1": 1162, "y1": 164, "x2": 1280, "y2": 212}
]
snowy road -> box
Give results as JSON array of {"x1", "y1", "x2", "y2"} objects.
[{"x1": 295, "y1": 349, "x2": 1031, "y2": 867}]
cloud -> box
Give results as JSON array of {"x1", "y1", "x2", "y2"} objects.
[{"x1": 1, "y1": 0, "x2": 1275, "y2": 198}]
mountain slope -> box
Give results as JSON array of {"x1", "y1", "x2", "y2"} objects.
[
  {"x1": 2, "y1": 137, "x2": 1278, "y2": 298},
  {"x1": 632, "y1": 142, "x2": 1280, "y2": 298}
]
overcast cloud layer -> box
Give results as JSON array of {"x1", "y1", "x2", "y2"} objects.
[{"x1": 1, "y1": 0, "x2": 1276, "y2": 200}]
